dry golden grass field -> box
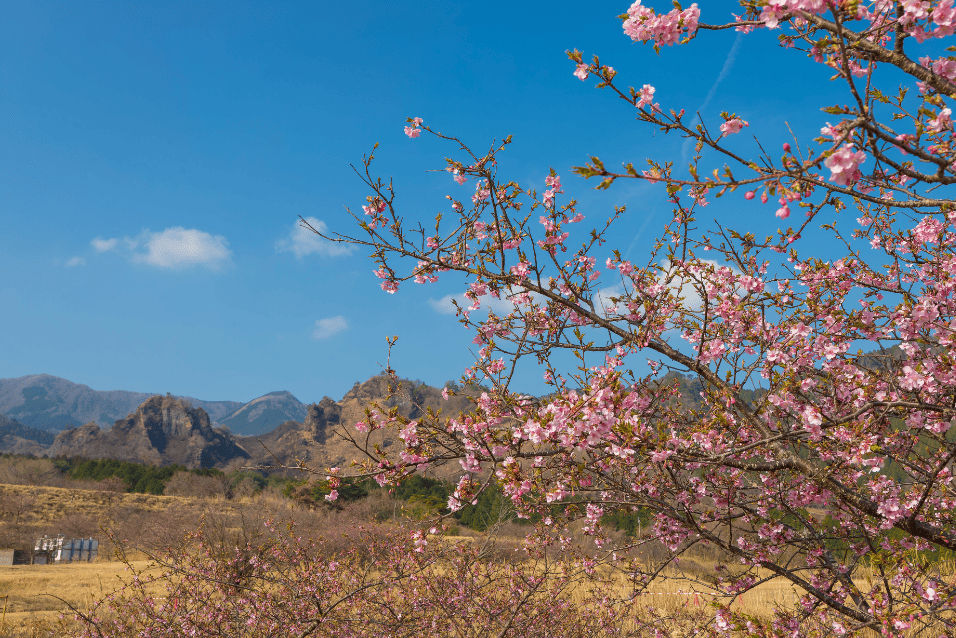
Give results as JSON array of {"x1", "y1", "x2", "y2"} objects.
[
  {"x1": 0, "y1": 481, "x2": 952, "y2": 637},
  {"x1": 0, "y1": 546, "x2": 950, "y2": 637},
  {"x1": 0, "y1": 559, "x2": 804, "y2": 637},
  {"x1": 0, "y1": 484, "x2": 235, "y2": 638},
  {"x1": 0, "y1": 559, "x2": 163, "y2": 637},
  {"x1": 0, "y1": 482, "x2": 179, "y2": 525}
]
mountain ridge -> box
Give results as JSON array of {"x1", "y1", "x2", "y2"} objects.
[
  {"x1": 0, "y1": 374, "x2": 305, "y2": 436},
  {"x1": 18, "y1": 376, "x2": 476, "y2": 476}
]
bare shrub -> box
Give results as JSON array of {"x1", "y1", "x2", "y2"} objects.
[
  {"x1": 162, "y1": 471, "x2": 221, "y2": 498},
  {"x1": 0, "y1": 490, "x2": 41, "y2": 552},
  {"x1": 104, "y1": 502, "x2": 201, "y2": 556},
  {"x1": 72, "y1": 517, "x2": 712, "y2": 638},
  {"x1": 231, "y1": 476, "x2": 259, "y2": 499},
  {"x1": 0, "y1": 457, "x2": 63, "y2": 487},
  {"x1": 47, "y1": 512, "x2": 99, "y2": 539}
]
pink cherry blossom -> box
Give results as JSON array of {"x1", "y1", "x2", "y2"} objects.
[
  {"x1": 928, "y1": 107, "x2": 953, "y2": 133},
  {"x1": 719, "y1": 117, "x2": 748, "y2": 135},
  {"x1": 311, "y1": 5, "x2": 956, "y2": 635},
  {"x1": 624, "y1": 1, "x2": 699, "y2": 46},
  {"x1": 573, "y1": 64, "x2": 589, "y2": 80},
  {"x1": 636, "y1": 84, "x2": 658, "y2": 110},
  {"x1": 913, "y1": 216, "x2": 944, "y2": 243},
  {"x1": 824, "y1": 144, "x2": 866, "y2": 186}
]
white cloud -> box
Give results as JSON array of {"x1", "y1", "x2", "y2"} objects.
[
  {"x1": 429, "y1": 288, "x2": 541, "y2": 316},
  {"x1": 91, "y1": 237, "x2": 118, "y2": 252},
  {"x1": 661, "y1": 258, "x2": 742, "y2": 311},
  {"x1": 130, "y1": 227, "x2": 232, "y2": 270},
  {"x1": 65, "y1": 257, "x2": 86, "y2": 267},
  {"x1": 594, "y1": 285, "x2": 624, "y2": 316},
  {"x1": 313, "y1": 315, "x2": 348, "y2": 339},
  {"x1": 429, "y1": 294, "x2": 463, "y2": 315},
  {"x1": 276, "y1": 216, "x2": 354, "y2": 259}
]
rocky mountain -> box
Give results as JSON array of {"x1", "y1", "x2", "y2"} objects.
[
  {"x1": 0, "y1": 374, "x2": 251, "y2": 432},
  {"x1": 218, "y1": 391, "x2": 308, "y2": 436},
  {"x1": 47, "y1": 395, "x2": 250, "y2": 469},
  {"x1": 238, "y1": 397, "x2": 344, "y2": 470},
  {"x1": 2, "y1": 375, "x2": 482, "y2": 476},
  {"x1": 238, "y1": 376, "x2": 479, "y2": 477}
]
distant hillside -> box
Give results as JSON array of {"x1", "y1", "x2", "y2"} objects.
[
  {"x1": 0, "y1": 374, "x2": 476, "y2": 440},
  {"x1": 219, "y1": 390, "x2": 308, "y2": 436},
  {"x1": 28, "y1": 375, "x2": 477, "y2": 474},
  {"x1": 0, "y1": 374, "x2": 241, "y2": 431},
  {"x1": 0, "y1": 412, "x2": 54, "y2": 456},
  {"x1": 0, "y1": 413, "x2": 55, "y2": 446}
]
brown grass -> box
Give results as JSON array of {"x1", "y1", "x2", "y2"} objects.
[
  {"x1": 0, "y1": 559, "x2": 165, "y2": 637},
  {"x1": 0, "y1": 482, "x2": 240, "y2": 636},
  {"x1": 0, "y1": 483, "x2": 183, "y2": 526},
  {"x1": 1, "y1": 482, "x2": 952, "y2": 637}
]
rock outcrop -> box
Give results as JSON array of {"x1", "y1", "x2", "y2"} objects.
[
  {"x1": 238, "y1": 377, "x2": 478, "y2": 477},
  {"x1": 48, "y1": 395, "x2": 250, "y2": 469},
  {"x1": 236, "y1": 396, "x2": 341, "y2": 471}
]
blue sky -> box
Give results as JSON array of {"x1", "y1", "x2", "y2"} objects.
[{"x1": 2, "y1": 1, "x2": 853, "y2": 404}]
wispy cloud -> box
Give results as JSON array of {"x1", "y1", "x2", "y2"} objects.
[
  {"x1": 90, "y1": 227, "x2": 233, "y2": 270},
  {"x1": 681, "y1": 32, "x2": 745, "y2": 166},
  {"x1": 429, "y1": 293, "x2": 470, "y2": 315},
  {"x1": 276, "y1": 217, "x2": 354, "y2": 259},
  {"x1": 91, "y1": 237, "x2": 118, "y2": 252},
  {"x1": 313, "y1": 315, "x2": 348, "y2": 339},
  {"x1": 65, "y1": 256, "x2": 86, "y2": 267},
  {"x1": 624, "y1": 211, "x2": 658, "y2": 261}
]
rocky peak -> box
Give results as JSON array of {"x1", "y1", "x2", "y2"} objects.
[
  {"x1": 342, "y1": 376, "x2": 397, "y2": 403},
  {"x1": 49, "y1": 395, "x2": 250, "y2": 468},
  {"x1": 114, "y1": 395, "x2": 213, "y2": 442},
  {"x1": 304, "y1": 397, "x2": 340, "y2": 444}
]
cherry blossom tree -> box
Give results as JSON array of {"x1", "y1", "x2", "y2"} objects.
[{"x1": 310, "y1": 0, "x2": 956, "y2": 635}]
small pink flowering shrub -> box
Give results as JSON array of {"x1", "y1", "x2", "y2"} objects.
[{"x1": 70, "y1": 520, "x2": 709, "y2": 637}]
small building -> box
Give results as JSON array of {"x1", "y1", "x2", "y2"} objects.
[
  {"x1": 33, "y1": 536, "x2": 98, "y2": 564},
  {"x1": 0, "y1": 549, "x2": 36, "y2": 566}
]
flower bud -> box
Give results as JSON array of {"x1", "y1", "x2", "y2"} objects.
[
  {"x1": 783, "y1": 143, "x2": 792, "y2": 153},
  {"x1": 745, "y1": 191, "x2": 756, "y2": 200}
]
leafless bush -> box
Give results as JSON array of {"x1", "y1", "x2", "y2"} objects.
[
  {"x1": 104, "y1": 502, "x2": 202, "y2": 556},
  {"x1": 0, "y1": 490, "x2": 41, "y2": 551},
  {"x1": 0, "y1": 457, "x2": 64, "y2": 487},
  {"x1": 44, "y1": 512, "x2": 99, "y2": 539},
  {"x1": 163, "y1": 471, "x2": 221, "y2": 498},
  {"x1": 231, "y1": 476, "x2": 259, "y2": 499}
]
